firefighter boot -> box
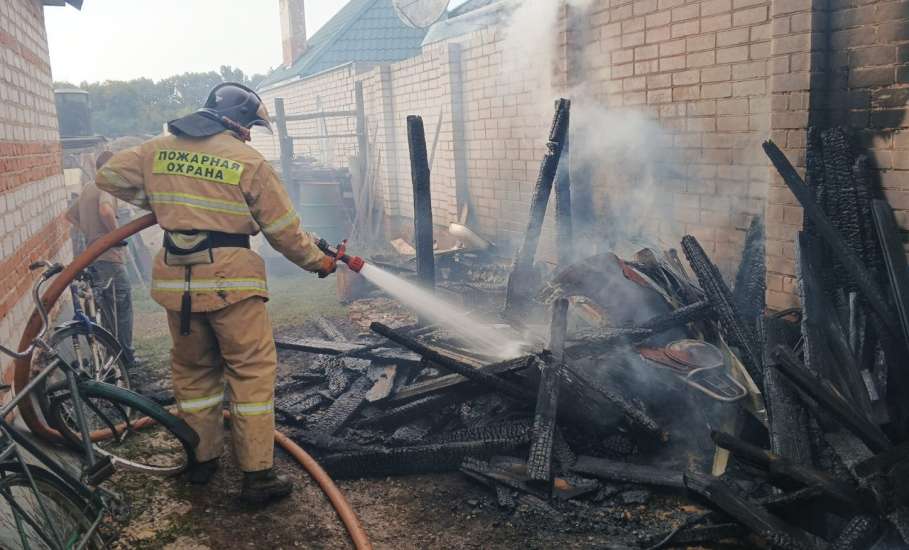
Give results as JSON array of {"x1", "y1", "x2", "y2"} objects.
[
  {"x1": 182, "y1": 459, "x2": 219, "y2": 485},
  {"x1": 240, "y1": 468, "x2": 293, "y2": 504}
]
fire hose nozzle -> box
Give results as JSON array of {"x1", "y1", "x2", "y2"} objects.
[{"x1": 316, "y1": 239, "x2": 366, "y2": 273}]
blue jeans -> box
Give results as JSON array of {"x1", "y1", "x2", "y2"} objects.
[{"x1": 90, "y1": 261, "x2": 136, "y2": 365}]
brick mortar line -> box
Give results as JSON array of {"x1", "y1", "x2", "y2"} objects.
[
  {"x1": 0, "y1": 214, "x2": 70, "y2": 321},
  {"x1": 0, "y1": 28, "x2": 52, "y2": 75}
]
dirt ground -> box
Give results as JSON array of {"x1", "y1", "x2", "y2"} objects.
[{"x1": 113, "y1": 273, "x2": 698, "y2": 550}]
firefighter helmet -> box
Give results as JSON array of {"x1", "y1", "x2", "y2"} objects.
[{"x1": 201, "y1": 82, "x2": 272, "y2": 133}]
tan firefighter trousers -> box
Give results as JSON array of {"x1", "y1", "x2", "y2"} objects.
[{"x1": 166, "y1": 297, "x2": 276, "y2": 472}]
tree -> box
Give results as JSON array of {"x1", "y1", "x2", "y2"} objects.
[{"x1": 65, "y1": 68, "x2": 274, "y2": 137}]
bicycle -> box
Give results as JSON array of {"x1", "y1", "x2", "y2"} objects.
[
  {"x1": 33, "y1": 270, "x2": 132, "y2": 424},
  {"x1": 0, "y1": 261, "x2": 199, "y2": 549}
]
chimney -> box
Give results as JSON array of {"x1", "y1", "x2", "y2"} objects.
[{"x1": 280, "y1": 0, "x2": 307, "y2": 67}]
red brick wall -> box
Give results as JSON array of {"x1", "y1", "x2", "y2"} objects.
[{"x1": 0, "y1": 0, "x2": 72, "y2": 381}]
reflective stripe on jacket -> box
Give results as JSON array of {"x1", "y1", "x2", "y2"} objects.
[{"x1": 96, "y1": 131, "x2": 327, "y2": 312}]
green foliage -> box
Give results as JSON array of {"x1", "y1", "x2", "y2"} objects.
[{"x1": 56, "y1": 66, "x2": 268, "y2": 138}]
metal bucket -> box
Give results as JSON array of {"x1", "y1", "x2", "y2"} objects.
[{"x1": 298, "y1": 181, "x2": 344, "y2": 243}]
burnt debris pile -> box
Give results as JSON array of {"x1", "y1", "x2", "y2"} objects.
[{"x1": 272, "y1": 105, "x2": 909, "y2": 549}]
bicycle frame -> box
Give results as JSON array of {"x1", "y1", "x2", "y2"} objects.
[{"x1": 0, "y1": 353, "x2": 106, "y2": 549}]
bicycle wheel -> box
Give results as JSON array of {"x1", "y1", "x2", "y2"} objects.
[
  {"x1": 0, "y1": 462, "x2": 104, "y2": 550},
  {"x1": 48, "y1": 381, "x2": 198, "y2": 476},
  {"x1": 33, "y1": 322, "x2": 132, "y2": 421}
]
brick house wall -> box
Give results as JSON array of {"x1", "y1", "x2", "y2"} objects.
[
  {"x1": 254, "y1": 0, "x2": 908, "y2": 306},
  {"x1": 0, "y1": 0, "x2": 72, "y2": 385}
]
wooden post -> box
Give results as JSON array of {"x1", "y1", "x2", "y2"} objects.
[
  {"x1": 504, "y1": 98, "x2": 570, "y2": 319},
  {"x1": 274, "y1": 98, "x2": 296, "y2": 205},
  {"x1": 554, "y1": 109, "x2": 573, "y2": 265},
  {"x1": 407, "y1": 115, "x2": 435, "y2": 296}
]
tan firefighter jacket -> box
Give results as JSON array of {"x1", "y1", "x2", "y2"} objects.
[{"x1": 96, "y1": 130, "x2": 327, "y2": 312}]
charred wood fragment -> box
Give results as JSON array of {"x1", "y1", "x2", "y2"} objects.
[
  {"x1": 797, "y1": 233, "x2": 874, "y2": 418},
  {"x1": 683, "y1": 471, "x2": 825, "y2": 550},
  {"x1": 831, "y1": 515, "x2": 881, "y2": 550},
  {"x1": 560, "y1": 363, "x2": 664, "y2": 442},
  {"x1": 321, "y1": 439, "x2": 525, "y2": 478},
  {"x1": 771, "y1": 346, "x2": 892, "y2": 454},
  {"x1": 315, "y1": 316, "x2": 347, "y2": 342},
  {"x1": 308, "y1": 376, "x2": 372, "y2": 435},
  {"x1": 371, "y1": 322, "x2": 535, "y2": 401},
  {"x1": 553, "y1": 427, "x2": 577, "y2": 472},
  {"x1": 504, "y1": 98, "x2": 571, "y2": 319},
  {"x1": 389, "y1": 355, "x2": 535, "y2": 403},
  {"x1": 562, "y1": 364, "x2": 666, "y2": 444},
  {"x1": 570, "y1": 455, "x2": 685, "y2": 490},
  {"x1": 528, "y1": 299, "x2": 567, "y2": 484},
  {"x1": 407, "y1": 115, "x2": 435, "y2": 297},
  {"x1": 763, "y1": 140, "x2": 901, "y2": 340},
  {"x1": 681, "y1": 235, "x2": 763, "y2": 387},
  {"x1": 564, "y1": 328, "x2": 654, "y2": 357},
  {"x1": 358, "y1": 388, "x2": 485, "y2": 429},
  {"x1": 648, "y1": 522, "x2": 747, "y2": 549},
  {"x1": 711, "y1": 431, "x2": 865, "y2": 509},
  {"x1": 763, "y1": 316, "x2": 814, "y2": 466},
  {"x1": 871, "y1": 199, "x2": 909, "y2": 350},
  {"x1": 431, "y1": 419, "x2": 533, "y2": 445},
  {"x1": 733, "y1": 216, "x2": 766, "y2": 337},
  {"x1": 275, "y1": 336, "x2": 422, "y2": 365},
  {"x1": 639, "y1": 299, "x2": 714, "y2": 335}
]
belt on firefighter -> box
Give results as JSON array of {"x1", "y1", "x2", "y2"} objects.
[
  {"x1": 172, "y1": 231, "x2": 251, "y2": 336},
  {"x1": 207, "y1": 231, "x2": 251, "y2": 249}
]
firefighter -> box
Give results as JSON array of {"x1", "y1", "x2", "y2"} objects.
[{"x1": 96, "y1": 82, "x2": 336, "y2": 504}]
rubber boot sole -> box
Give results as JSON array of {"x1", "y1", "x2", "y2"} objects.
[{"x1": 239, "y1": 484, "x2": 293, "y2": 505}]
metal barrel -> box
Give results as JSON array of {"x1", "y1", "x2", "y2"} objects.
[{"x1": 298, "y1": 180, "x2": 344, "y2": 243}]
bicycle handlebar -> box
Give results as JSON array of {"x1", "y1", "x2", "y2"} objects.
[{"x1": 0, "y1": 262, "x2": 64, "y2": 359}]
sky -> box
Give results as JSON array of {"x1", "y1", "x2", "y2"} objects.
[{"x1": 45, "y1": 0, "x2": 353, "y2": 85}]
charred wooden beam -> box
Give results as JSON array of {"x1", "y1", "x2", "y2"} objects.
[
  {"x1": 527, "y1": 299, "x2": 567, "y2": 484},
  {"x1": 872, "y1": 199, "x2": 909, "y2": 349},
  {"x1": 711, "y1": 431, "x2": 865, "y2": 509},
  {"x1": 733, "y1": 216, "x2": 766, "y2": 337},
  {"x1": 648, "y1": 522, "x2": 747, "y2": 549},
  {"x1": 682, "y1": 235, "x2": 763, "y2": 387},
  {"x1": 797, "y1": 232, "x2": 874, "y2": 418},
  {"x1": 504, "y1": 98, "x2": 571, "y2": 319},
  {"x1": 684, "y1": 471, "x2": 825, "y2": 550},
  {"x1": 370, "y1": 322, "x2": 535, "y2": 401},
  {"x1": 831, "y1": 515, "x2": 881, "y2": 550},
  {"x1": 762, "y1": 316, "x2": 814, "y2": 466},
  {"x1": 358, "y1": 387, "x2": 485, "y2": 430},
  {"x1": 564, "y1": 328, "x2": 654, "y2": 357},
  {"x1": 553, "y1": 427, "x2": 577, "y2": 472},
  {"x1": 640, "y1": 299, "x2": 713, "y2": 334},
  {"x1": 763, "y1": 141, "x2": 901, "y2": 340},
  {"x1": 570, "y1": 455, "x2": 685, "y2": 490},
  {"x1": 308, "y1": 376, "x2": 372, "y2": 435},
  {"x1": 407, "y1": 115, "x2": 436, "y2": 298},
  {"x1": 287, "y1": 427, "x2": 377, "y2": 453},
  {"x1": 560, "y1": 363, "x2": 665, "y2": 442},
  {"x1": 315, "y1": 316, "x2": 347, "y2": 342},
  {"x1": 554, "y1": 108, "x2": 573, "y2": 265},
  {"x1": 321, "y1": 439, "x2": 525, "y2": 478},
  {"x1": 275, "y1": 336, "x2": 421, "y2": 365},
  {"x1": 771, "y1": 345, "x2": 892, "y2": 454},
  {"x1": 389, "y1": 355, "x2": 535, "y2": 403},
  {"x1": 431, "y1": 419, "x2": 533, "y2": 445},
  {"x1": 855, "y1": 440, "x2": 909, "y2": 479}
]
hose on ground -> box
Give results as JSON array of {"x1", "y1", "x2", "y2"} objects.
[
  {"x1": 275, "y1": 427, "x2": 372, "y2": 550},
  {"x1": 11, "y1": 213, "x2": 372, "y2": 549}
]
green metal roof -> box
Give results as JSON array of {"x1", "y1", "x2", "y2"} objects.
[{"x1": 258, "y1": 0, "x2": 427, "y2": 90}]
